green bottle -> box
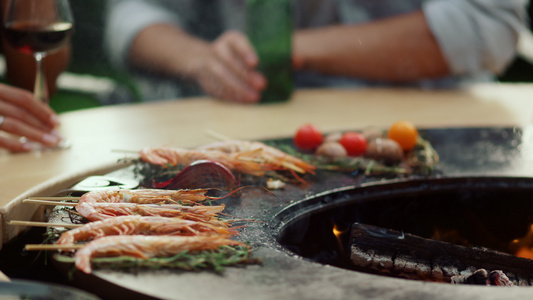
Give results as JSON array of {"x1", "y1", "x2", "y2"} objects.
[{"x1": 246, "y1": 0, "x2": 293, "y2": 103}]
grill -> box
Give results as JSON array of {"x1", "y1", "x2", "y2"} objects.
[{"x1": 4, "y1": 126, "x2": 533, "y2": 299}]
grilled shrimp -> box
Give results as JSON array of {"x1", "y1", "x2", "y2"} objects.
[
  {"x1": 140, "y1": 140, "x2": 315, "y2": 176},
  {"x1": 57, "y1": 216, "x2": 235, "y2": 245},
  {"x1": 200, "y1": 140, "x2": 315, "y2": 174},
  {"x1": 139, "y1": 146, "x2": 267, "y2": 176},
  {"x1": 75, "y1": 202, "x2": 226, "y2": 225},
  {"x1": 139, "y1": 147, "x2": 228, "y2": 167},
  {"x1": 75, "y1": 235, "x2": 245, "y2": 273},
  {"x1": 78, "y1": 189, "x2": 209, "y2": 206}
]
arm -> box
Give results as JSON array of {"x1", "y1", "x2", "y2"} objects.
[
  {"x1": 293, "y1": 10, "x2": 449, "y2": 82},
  {"x1": 105, "y1": 0, "x2": 264, "y2": 103},
  {"x1": 294, "y1": 1, "x2": 527, "y2": 82},
  {"x1": 128, "y1": 24, "x2": 265, "y2": 103}
]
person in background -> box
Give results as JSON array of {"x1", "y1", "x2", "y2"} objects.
[
  {"x1": 104, "y1": 0, "x2": 529, "y2": 104},
  {"x1": 0, "y1": 0, "x2": 69, "y2": 153}
]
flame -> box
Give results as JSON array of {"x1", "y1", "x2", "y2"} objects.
[
  {"x1": 333, "y1": 224, "x2": 343, "y2": 239},
  {"x1": 510, "y1": 224, "x2": 533, "y2": 260},
  {"x1": 431, "y1": 224, "x2": 533, "y2": 260},
  {"x1": 332, "y1": 224, "x2": 347, "y2": 255},
  {"x1": 515, "y1": 247, "x2": 533, "y2": 260}
]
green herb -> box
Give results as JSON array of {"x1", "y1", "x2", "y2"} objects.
[
  {"x1": 55, "y1": 245, "x2": 260, "y2": 274},
  {"x1": 407, "y1": 136, "x2": 440, "y2": 175}
]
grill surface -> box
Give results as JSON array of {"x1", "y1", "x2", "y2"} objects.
[{"x1": 29, "y1": 127, "x2": 533, "y2": 299}]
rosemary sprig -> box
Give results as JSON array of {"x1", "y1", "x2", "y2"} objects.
[
  {"x1": 406, "y1": 136, "x2": 440, "y2": 175},
  {"x1": 55, "y1": 245, "x2": 261, "y2": 274}
]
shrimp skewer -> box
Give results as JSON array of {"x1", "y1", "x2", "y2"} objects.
[
  {"x1": 78, "y1": 189, "x2": 210, "y2": 206},
  {"x1": 56, "y1": 216, "x2": 235, "y2": 245},
  {"x1": 200, "y1": 140, "x2": 315, "y2": 174},
  {"x1": 139, "y1": 147, "x2": 268, "y2": 176},
  {"x1": 75, "y1": 235, "x2": 246, "y2": 273},
  {"x1": 140, "y1": 140, "x2": 315, "y2": 176},
  {"x1": 75, "y1": 202, "x2": 226, "y2": 226}
]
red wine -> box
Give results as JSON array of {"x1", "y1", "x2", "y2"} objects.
[{"x1": 4, "y1": 21, "x2": 73, "y2": 54}]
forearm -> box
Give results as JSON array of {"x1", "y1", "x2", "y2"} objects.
[
  {"x1": 128, "y1": 23, "x2": 210, "y2": 80},
  {"x1": 128, "y1": 24, "x2": 265, "y2": 103},
  {"x1": 293, "y1": 10, "x2": 450, "y2": 82}
]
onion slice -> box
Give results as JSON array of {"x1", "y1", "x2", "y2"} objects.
[{"x1": 152, "y1": 160, "x2": 238, "y2": 192}]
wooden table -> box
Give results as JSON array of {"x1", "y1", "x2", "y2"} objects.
[{"x1": 1, "y1": 84, "x2": 532, "y2": 245}]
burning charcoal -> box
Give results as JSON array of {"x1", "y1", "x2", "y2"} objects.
[
  {"x1": 489, "y1": 270, "x2": 514, "y2": 286},
  {"x1": 451, "y1": 269, "x2": 515, "y2": 286},
  {"x1": 350, "y1": 222, "x2": 533, "y2": 285},
  {"x1": 451, "y1": 269, "x2": 489, "y2": 285}
]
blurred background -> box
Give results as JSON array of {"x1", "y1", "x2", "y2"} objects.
[{"x1": 2, "y1": 0, "x2": 533, "y2": 114}]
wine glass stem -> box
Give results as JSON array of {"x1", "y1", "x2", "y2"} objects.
[{"x1": 33, "y1": 52, "x2": 49, "y2": 104}]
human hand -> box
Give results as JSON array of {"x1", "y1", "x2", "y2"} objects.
[
  {"x1": 0, "y1": 84, "x2": 62, "y2": 152},
  {"x1": 193, "y1": 31, "x2": 266, "y2": 103}
]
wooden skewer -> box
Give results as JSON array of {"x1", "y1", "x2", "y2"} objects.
[
  {"x1": 204, "y1": 129, "x2": 232, "y2": 141},
  {"x1": 9, "y1": 220, "x2": 83, "y2": 228},
  {"x1": 111, "y1": 149, "x2": 138, "y2": 154},
  {"x1": 23, "y1": 199, "x2": 78, "y2": 206},
  {"x1": 25, "y1": 244, "x2": 83, "y2": 251},
  {"x1": 27, "y1": 196, "x2": 80, "y2": 201}
]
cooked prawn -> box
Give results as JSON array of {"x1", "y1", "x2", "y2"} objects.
[
  {"x1": 139, "y1": 147, "x2": 227, "y2": 167},
  {"x1": 57, "y1": 216, "x2": 235, "y2": 245},
  {"x1": 200, "y1": 140, "x2": 315, "y2": 174},
  {"x1": 75, "y1": 235, "x2": 246, "y2": 273},
  {"x1": 139, "y1": 146, "x2": 267, "y2": 176},
  {"x1": 140, "y1": 140, "x2": 315, "y2": 176},
  {"x1": 75, "y1": 202, "x2": 226, "y2": 225},
  {"x1": 78, "y1": 189, "x2": 209, "y2": 206}
]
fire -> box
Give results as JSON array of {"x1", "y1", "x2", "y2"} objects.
[
  {"x1": 510, "y1": 224, "x2": 533, "y2": 260},
  {"x1": 430, "y1": 225, "x2": 533, "y2": 260},
  {"x1": 332, "y1": 224, "x2": 343, "y2": 239},
  {"x1": 515, "y1": 247, "x2": 533, "y2": 260},
  {"x1": 332, "y1": 224, "x2": 347, "y2": 255}
]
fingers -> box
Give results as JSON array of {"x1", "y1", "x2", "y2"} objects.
[
  {"x1": 216, "y1": 31, "x2": 259, "y2": 68},
  {"x1": 0, "y1": 97, "x2": 54, "y2": 131},
  {"x1": 0, "y1": 84, "x2": 60, "y2": 128},
  {"x1": 0, "y1": 135, "x2": 33, "y2": 153},
  {"x1": 197, "y1": 62, "x2": 259, "y2": 103},
  {"x1": 0, "y1": 116, "x2": 62, "y2": 152},
  {"x1": 0, "y1": 83, "x2": 62, "y2": 152},
  {"x1": 208, "y1": 31, "x2": 266, "y2": 102}
]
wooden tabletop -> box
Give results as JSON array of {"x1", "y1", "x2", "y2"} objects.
[{"x1": 0, "y1": 83, "x2": 532, "y2": 244}]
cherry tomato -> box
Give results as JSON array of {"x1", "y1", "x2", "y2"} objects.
[
  {"x1": 294, "y1": 124, "x2": 323, "y2": 150},
  {"x1": 387, "y1": 121, "x2": 419, "y2": 151},
  {"x1": 339, "y1": 132, "x2": 367, "y2": 156}
]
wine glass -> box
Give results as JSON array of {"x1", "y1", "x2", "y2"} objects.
[{"x1": 3, "y1": 0, "x2": 74, "y2": 104}]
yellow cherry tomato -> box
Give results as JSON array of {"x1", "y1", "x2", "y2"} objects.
[{"x1": 387, "y1": 121, "x2": 419, "y2": 151}]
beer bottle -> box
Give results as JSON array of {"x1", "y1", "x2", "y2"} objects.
[{"x1": 246, "y1": 0, "x2": 293, "y2": 103}]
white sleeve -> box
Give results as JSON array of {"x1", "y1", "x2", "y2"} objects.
[
  {"x1": 104, "y1": 0, "x2": 182, "y2": 69},
  {"x1": 423, "y1": 0, "x2": 528, "y2": 75}
]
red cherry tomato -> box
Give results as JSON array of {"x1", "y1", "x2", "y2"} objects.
[
  {"x1": 339, "y1": 132, "x2": 367, "y2": 156},
  {"x1": 294, "y1": 124, "x2": 323, "y2": 150}
]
